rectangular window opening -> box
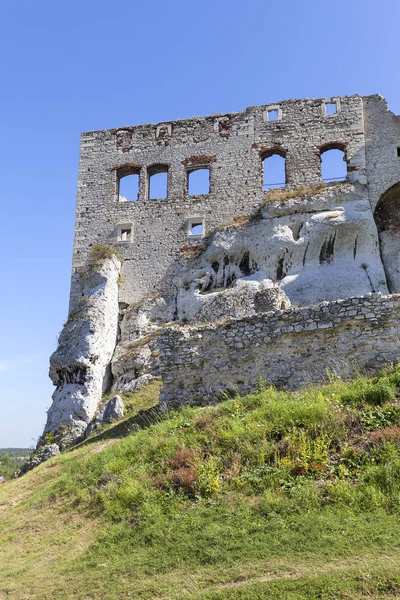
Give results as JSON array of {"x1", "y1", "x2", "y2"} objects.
[
  {"x1": 267, "y1": 109, "x2": 279, "y2": 122},
  {"x1": 149, "y1": 170, "x2": 168, "y2": 199},
  {"x1": 119, "y1": 173, "x2": 139, "y2": 201},
  {"x1": 121, "y1": 228, "x2": 132, "y2": 241},
  {"x1": 188, "y1": 168, "x2": 210, "y2": 195},
  {"x1": 188, "y1": 218, "x2": 205, "y2": 238},
  {"x1": 325, "y1": 102, "x2": 337, "y2": 115},
  {"x1": 397, "y1": 146, "x2": 400, "y2": 158},
  {"x1": 117, "y1": 223, "x2": 133, "y2": 243},
  {"x1": 191, "y1": 222, "x2": 203, "y2": 236}
]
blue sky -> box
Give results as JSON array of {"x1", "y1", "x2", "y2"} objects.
[{"x1": 0, "y1": 0, "x2": 399, "y2": 448}]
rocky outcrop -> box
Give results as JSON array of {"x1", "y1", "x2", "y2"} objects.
[
  {"x1": 85, "y1": 395, "x2": 125, "y2": 436},
  {"x1": 39, "y1": 184, "x2": 393, "y2": 451},
  {"x1": 19, "y1": 444, "x2": 60, "y2": 474},
  {"x1": 45, "y1": 255, "x2": 121, "y2": 444},
  {"x1": 173, "y1": 185, "x2": 388, "y2": 311},
  {"x1": 176, "y1": 280, "x2": 290, "y2": 323}
]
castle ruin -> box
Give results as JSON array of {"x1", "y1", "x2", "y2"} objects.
[{"x1": 43, "y1": 94, "x2": 400, "y2": 446}]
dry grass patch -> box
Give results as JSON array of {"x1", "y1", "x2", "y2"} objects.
[{"x1": 264, "y1": 181, "x2": 350, "y2": 203}]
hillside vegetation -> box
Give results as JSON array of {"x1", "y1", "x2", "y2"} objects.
[
  {"x1": 0, "y1": 448, "x2": 31, "y2": 480},
  {"x1": 2, "y1": 367, "x2": 400, "y2": 599}
]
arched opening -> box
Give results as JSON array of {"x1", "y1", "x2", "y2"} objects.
[
  {"x1": 374, "y1": 182, "x2": 400, "y2": 293},
  {"x1": 262, "y1": 150, "x2": 286, "y2": 189},
  {"x1": 188, "y1": 168, "x2": 210, "y2": 195},
  {"x1": 320, "y1": 145, "x2": 347, "y2": 182},
  {"x1": 117, "y1": 165, "x2": 140, "y2": 201},
  {"x1": 148, "y1": 164, "x2": 169, "y2": 199}
]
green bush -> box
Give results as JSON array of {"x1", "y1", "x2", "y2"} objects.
[{"x1": 89, "y1": 243, "x2": 122, "y2": 265}]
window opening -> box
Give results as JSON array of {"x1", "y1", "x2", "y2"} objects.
[
  {"x1": 267, "y1": 109, "x2": 278, "y2": 122},
  {"x1": 117, "y1": 224, "x2": 133, "y2": 242},
  {"x1": 325, "y1": 102, "x2": 337, "y2": 115},
  {"x1": 148, "y1": 167, "x2": 168, "y2": 199},
  {"x1": 119, "y1": 173, "x2": 139, "y2": 201},
  {"x1": 320, "y1": 148, "x2": 347, "y2": 182},
  {"x1": 188, "y1": 218, "x2": 205, "y2": 238},
  {"x1": 397, "y1": 146, "x2": 400, "y2": 158},
  {"x1": 263, "y1": 153, "x2": 286, "y2": 189},
  {"x1": 188, "y1": 168, "x2": 210, "y2": 195},
  {"x1": 191, "y1": 222, "x2": 203, "y2": 236},
  {"x1": 120, "y1": 228, "x2": 132, "y2": 242}
]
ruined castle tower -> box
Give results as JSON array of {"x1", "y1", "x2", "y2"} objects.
[{"x1": 43, "y1": 94, "x2": 400, "y2": 446}]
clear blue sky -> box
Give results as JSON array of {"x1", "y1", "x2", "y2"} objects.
[{"x1": 0, "y1": 0, "x2": 399, "y2": 448}]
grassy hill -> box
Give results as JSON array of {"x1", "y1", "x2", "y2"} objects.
[{"x1": 2, "y1": 369, "x2": 400, "y2": 599}]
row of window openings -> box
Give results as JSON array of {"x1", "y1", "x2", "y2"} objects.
[
  {"x1": 263, "y1": 149, "x2": 347, "y2": 188},
  {"x1": 119, "y1": 168, "x2": 210, "y2": 202},
  {"x1": 120, "y1": 149, "x2": 348, "y2": 201},
  {"x1": 266, "y1": 101, "x2": 338, "y2": 122},
  {"x1": 118, "y1": 219, "x2": 204, "y2": 243}
]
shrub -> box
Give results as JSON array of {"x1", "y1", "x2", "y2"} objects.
[
  {"x1": 44, "y1": 431, "x2": 55, "y2": 444},
  {"x1": 89, "y1": 243, "x2": 122, "y2": 265}
]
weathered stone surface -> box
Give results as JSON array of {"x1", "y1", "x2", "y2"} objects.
[
  {"x1": 103, "y1": 395, "x2": 124, "y2": 422},
  {"x1": 69, "y1": 95, "x2": 381, "y2": 309},
  {"x1": 111, "y1": 336, "x2": 161, "y2": 393},
  {"x1": 45, "y1": 256, "x2": 121, "y2": 443},
  {"x1": 175, "y1": 278, "x2": 290, "y2": 323},
  {"x1": 19, "y1": 444, "x2": 60, "y2": 474},
  {"x1": 159, "y1": 294, "x2": 400, "y2": 404},
  {"x1": 174, "y1": 188, "x2": 388, "y2": 309}
]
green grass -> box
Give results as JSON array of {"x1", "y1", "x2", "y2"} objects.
[
  {"x1": 0, "y1": 449, "x2": 30, "y2": 481},
  {"x1": 2, "y1": 366, "x2": 400, "y2": 599}
]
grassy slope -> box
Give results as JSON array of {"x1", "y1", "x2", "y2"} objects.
[{"x1": 2, "y1": 371, "x2": 400, "y2": 599}]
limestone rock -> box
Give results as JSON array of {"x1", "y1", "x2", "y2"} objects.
[
  {"x1": 254, "y1": 287, "x2": 291, "y2": 313},
  {"x1": 85, "y1": 395, "x2": 125, "y2": 437},
  {"x1": 44, "y1": 255, "x2": 121, "y2": 443},
  {"x1": 103, "y1": 395, "x2": 124, "y2": 422},
  {"x1": 115, "y1": 373, "x2": 154, "y2": 394},
  {"x1": 173, "y1": 186, "x2": 388, "y2": 312},
  {"x1": 119, "y1": 297, "x2": 173, "y2": 342},
  {"x1": 176, "y1": 280, "x2": 290, "y2": 323},
  {"x1": 19, "y1": 444, "x2": 60, "y2": 475}
]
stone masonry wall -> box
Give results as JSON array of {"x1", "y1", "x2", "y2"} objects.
[
  {"x1": 159, "y1": 294, "x2": 400, "y2": 404},
  {"x1": 364, "y1": 95, "x2": 400, "y2": 212},
  {"x1": 70, "y1": 95, "x2": 367, "y2": 310}
]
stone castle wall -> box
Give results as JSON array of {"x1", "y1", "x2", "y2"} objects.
[
  {"x1": 70, "y1": 95, "x2": 370, "y2": 310},
  {"x1": 42, "y1": 93, "x2": 400, "y2": 447},
  {"x1": 159, "y1": 294, "x2": 400, "y2": 404}
]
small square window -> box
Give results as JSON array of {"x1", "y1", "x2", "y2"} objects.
[
  {"x1": 267, "y1": 109, "x2": 278, "y2": 122},
  {"x1": 325, "y1": 102, "x2": 337, "y2": 115},
  {"x1": 191, "y1": 222, "x2": 203, "y2": 235},
  {"x1": 117, "y1": 223, "x2": 133, "y2": 242},
  {"x1": 187, "y1": 218, "x2": 205, "y2": 238}
]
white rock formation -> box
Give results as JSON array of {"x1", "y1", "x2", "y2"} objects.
[
  {"x1": 176, "y1": 280, "x2": 290, "y2": 322},
  {"x1": 45, "y1": 255, "x2": 121, "y2": 443},
  {"x1": 174, "y1": 185, "x2": 388, "y2": 312},
  {"x1": 103, "y1": 395, "x2": 124, "y2": 421}
]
